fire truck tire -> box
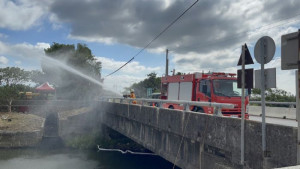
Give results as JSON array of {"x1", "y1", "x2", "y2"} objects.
[{"x1": 168, "y1": 105, "x2": 174, "y2": 109}]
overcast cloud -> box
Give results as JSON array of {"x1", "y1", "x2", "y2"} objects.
[
  {"x1": 0, "y1": 56, "x2": 8, "y2": 65},
  {"x1": 1, "y1": 0, "x2": 299, "y2": 93},
  {"x1": 47, "y1": 0, "x2": 300, "y2": 72},
  {"x1": 0, "y1": 0, "x2": 50, "y2": 30}
]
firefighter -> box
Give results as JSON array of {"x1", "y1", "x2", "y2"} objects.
[{"x1": 130, "y1": 89, "x2": 137, "y2": 104}]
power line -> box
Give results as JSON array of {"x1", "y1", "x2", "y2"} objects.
[{"x1": 105, "y1": 0, "x2": 199, "y2": 77}]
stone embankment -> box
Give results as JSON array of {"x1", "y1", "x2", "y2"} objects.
[
  {"x1": 58, "y1": 107, "x2": 98, "y2": 142},
  {"x1": 0, "y1": 112, "x2": 44, "y2": 148},
  {"x1": 0, "y1": 107, "x2": 95, "y2": 148}
]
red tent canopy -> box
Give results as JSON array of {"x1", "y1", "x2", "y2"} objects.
[{"x1": 36, "y1": 82, "x2": 55, "y2": 91}]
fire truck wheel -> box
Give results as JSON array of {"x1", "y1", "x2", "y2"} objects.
[{"x1": 168, "y1": 106, "x2": 174, "y2": 109}]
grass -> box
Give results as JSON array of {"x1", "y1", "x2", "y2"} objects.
[{"x1": 0, "y1": 112, "x2": 44, "y2": 132}]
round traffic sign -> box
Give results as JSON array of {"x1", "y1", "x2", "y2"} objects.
[{"x1": 254, "y1": 36, "x2": 276, "y2": 64}]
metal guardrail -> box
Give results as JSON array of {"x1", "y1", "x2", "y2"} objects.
[
  {"x1": 108, "y1": 97, "x2": 234, "y2": 116},
  {"x1": 250, "y1": 101, "x2": 296, "y2": 106}
]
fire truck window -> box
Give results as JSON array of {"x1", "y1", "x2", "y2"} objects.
[
  {"x1": 212, "y1": 80, "x2": 248, "y2": 97},
  {"x1": 206, "y1": 81, "x2": 211, "y2": 96},
  {"x1": 200, "y1": 80, "x2": 211, "y2": 96}
]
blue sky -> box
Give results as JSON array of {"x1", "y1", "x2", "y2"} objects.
[{"x1": 0, "y1": 0, "x2": 299, "y2": 94}]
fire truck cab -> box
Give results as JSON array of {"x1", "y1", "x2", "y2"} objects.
[{"x1": 161, "y1": 72, "x2": 249, "y2": 118}]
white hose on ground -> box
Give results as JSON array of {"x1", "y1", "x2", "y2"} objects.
[{"x1": 97, "y1": 145, "x2": 157, "y2": 156}]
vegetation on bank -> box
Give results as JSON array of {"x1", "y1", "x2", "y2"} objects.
[
  {"x1": 43, "y1": 43, "x2": 102, "y2": 100},
  {"x1": 125, "y1": 72, "x2": 161, "y2": 98},
  {"x1": 65, "y1": 127, "x2": 148, "y2": 152},
  {"x1": 0, "y1": 43, "x2": 103, "y2": 113},
  {"x1": 250, "y1": 88, "x2": 296, "y2": 107},
  {"x1": 0, "y1": 112, "x2": 44, "y2": 132}
]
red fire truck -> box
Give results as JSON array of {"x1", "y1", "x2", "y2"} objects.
[{"x1": 160, "y1": 72, "x2": 249, "y2": 118}]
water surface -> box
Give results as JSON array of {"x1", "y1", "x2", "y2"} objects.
[{"x1": 0, "y1": 148, "x2": 179, "y2": 169}]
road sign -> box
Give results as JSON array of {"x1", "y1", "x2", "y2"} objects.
[
  {"x1": 237, "y1": 44, "x2": 254, "y2": 66},
  {"x1": 281, "y1": 31, "x2": 299, "y2": 70},
  {"x1": 254, "y1": 36, "x2": 276, "y2": 64},
  {"x1": 237, "y1": 68, "x2": 253, "y2": 89},
  {"x1": 255, "y1": 68, "x2": 276, "y2": 89},
  {"x1": 281, "y1": 30, "x2": 300, "y2": 164},
  {"x1": 254, "y1": 36, "x2": 276, "y2": 158}
]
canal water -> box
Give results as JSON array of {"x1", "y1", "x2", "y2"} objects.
[{"x1": 0, "y1": 147, "x2": 179, "y2": 169}]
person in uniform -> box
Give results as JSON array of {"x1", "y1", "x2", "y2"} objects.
[{"x1": 130, "y1": 89, "x2": 137, "y2": 104}]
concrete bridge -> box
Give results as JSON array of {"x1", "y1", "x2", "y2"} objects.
[
  {"x1": 97, "y1": 101, "x2": 297, "y2": 169},
  {"x1": 7, "y1": 100, "x2": 298, "y2": 169}
]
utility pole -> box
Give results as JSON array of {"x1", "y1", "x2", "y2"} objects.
[{"x1": 166, "y1": 49, "x2": 169, "y2": 77}]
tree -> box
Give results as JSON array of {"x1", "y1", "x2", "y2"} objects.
[
  {"x1": 29, "y1": 70, "x2": 47, "y2": 85},
  {"x1": 251, "y1": 88, "x2": 296, "y2": 107},
  {"x1": 0, "y1": 67, "x2": 33, "y2": 112},
  {"x1": 42, "y1": 43, "x2": 102, "y2": 100},
  {"x1": 126, "y1": 72, "x2": 161, "y2": 98},
  {"x1": 0, "y1": 67, "x2": 30, "y2": 86}
]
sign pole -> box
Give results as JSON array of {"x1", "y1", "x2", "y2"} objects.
[
  {"x1": 261, "y1": 39, "x2": 266, "y2": 157},
  {"x1": 297, "y1": 30, "x2": 300, "y2": 164},
  {"x1": 241, "y1": 45, "x2": 245, "y2": 165}
]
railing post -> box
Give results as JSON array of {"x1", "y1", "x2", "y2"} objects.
[
  {"x1": 214, "y1": 106, "x2": 222, "y2": 116},
  {"x1": 129, "y1": 99, "x2": 132, "y2": 105},
  {"x1": 159, "y1": 101, "x2": 163, "y2": 108},
  {"x1": 184, "y1": 103, "x2": 189, "y2": 111}
]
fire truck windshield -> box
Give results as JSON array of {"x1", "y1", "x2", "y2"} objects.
[{"x1": 213, "y1": 79, "x2": 248, "y2": 97}]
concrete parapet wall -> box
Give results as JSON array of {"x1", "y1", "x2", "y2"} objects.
[
  {"x1": 249, "y1": 106, "x2": 296, "y2": 119},
  {"x1": 58, "y1": 108, "x2": 98, "y2": 140},
  {"x1": 0, "y1": 130, "x2": 44, "y2": 148},
  {"x1": 101, "y1": 102, "x2": 297, "y2": 169}
]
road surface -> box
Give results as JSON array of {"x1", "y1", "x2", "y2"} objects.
[{"x1": 249, "y1": 115, "x2": 297, "y2": 127}]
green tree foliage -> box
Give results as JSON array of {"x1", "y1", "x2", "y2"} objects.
[
  {"x1": 0, "y1": 67, "x2": 33, "y2": 112},
  {"x1": 0, "y1": 67, "x2": 30, "y2": 85},
  {"x1": 126, "y1": 72, "x2": 161, "y2": 98},
  {"x1": 29, "y1": 70, "x2": 47, "y2": 85},
  {"x1": 251, "y1": 88, "x2": 296, "y2": 107},
  {"x1": 43, "y1": 43, "x2": 102, "y2": 100}
]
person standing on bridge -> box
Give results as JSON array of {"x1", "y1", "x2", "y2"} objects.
[{"x1": 130, "y1": 89, "x2": 137, "y2": 104}]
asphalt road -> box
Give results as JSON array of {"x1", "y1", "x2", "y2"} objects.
[{"x1": 249, "y1": 115, "x2": 297, "y2": 127}]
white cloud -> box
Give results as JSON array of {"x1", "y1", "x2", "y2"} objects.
[
  {"x1": 0, "y1": 41, "x2": 50, "y2": 70},
  {"x1": 96, "y1": 56, "x2": 163, "y2": 94},
  {"x1": 173, "y1": 48, "x2": 240, "y2": 73},
  {"x1": 96, "y1": 56, "x2": 161, "y2": 75},
  {"x1": 103, "y1": 75, "x2": 144, "y2": 94},
  {"x1": 68, "y1": 35, "x2": 116, "y2": 45},
  {"x1": 0, "y1": 41, "x2": 50, "y2": 59},
  {"x1": 48, "y1": 0, "x2": 300, "y2": 56},
  {"x1": 0, "y1": 56, "x2": 8, "y2": 64},
  {"x1": 15, "y1": 61, "x2": 22, "y2": 65},
  {"x1": 0, "y1": 0, "x2": 50, "y2": 30},
  {"x1": 48, "y1": 13, "x2": 63, "y2": 30}
]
